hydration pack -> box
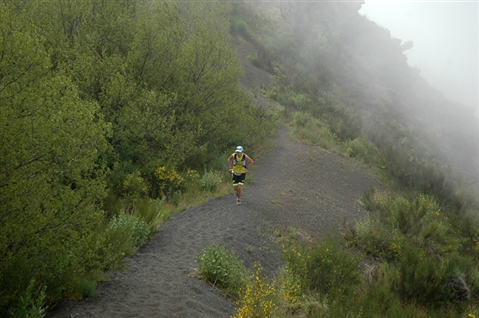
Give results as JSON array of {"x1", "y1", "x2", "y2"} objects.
[{"x1": 233, "y1": 153, "x2": 247, "y2": 168}]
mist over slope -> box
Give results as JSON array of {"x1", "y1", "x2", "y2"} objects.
[
  {"x1": 243, "y1": 1, "x2": 478, "y2": 182},
  {"x1": 347, "y1": 14, "x2": 477, "y2": 177}
]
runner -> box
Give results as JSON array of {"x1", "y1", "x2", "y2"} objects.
[{"x1": 228, "y1": 146, "x2": 254, "y2": 205}]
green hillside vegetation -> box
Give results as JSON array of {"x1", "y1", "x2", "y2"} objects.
[
  {"x1": 2, "y1": 0, "x2": 479, "y2": 317},
  {"x1": 0, "y1": 0, "x2": 273, "y2": 316},
  {"x1": 205, "y1": 1, "x2": 479, "y2": 317}
]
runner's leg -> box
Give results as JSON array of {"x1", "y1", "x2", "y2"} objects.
[
  {"x1": 236, "y1": 173, "x2": 246, "y2": 203},
  {"x1": 236, "y1": 184, "x2": 243, "y2": 199},
  {"x1": 233, "y1": 174, "x2": 238, "y2": 197}
]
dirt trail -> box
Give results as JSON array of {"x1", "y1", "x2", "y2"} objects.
[{"x1": 47, "y1": 125, "x2": 381, "y2": 318}]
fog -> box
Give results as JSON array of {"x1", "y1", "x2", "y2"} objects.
[{"x1": 359, "y1": 1, "x2": 478, "y2": 110}]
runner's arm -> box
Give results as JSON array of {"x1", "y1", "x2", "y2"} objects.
[{"x1": 245, "y1": 155, "x2": 254, "y2": 170}]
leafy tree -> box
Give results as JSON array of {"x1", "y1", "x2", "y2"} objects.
[
  {"x1": 1, "y1": 0, "x2": 277, "y2": 312},
  {"x1": 0, "y1": 2, "x2": 109, "y2": 313}
]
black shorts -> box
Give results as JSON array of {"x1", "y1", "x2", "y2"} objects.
[{"x1": 232, "y1": 173, "x2": 246, "y2": 185}]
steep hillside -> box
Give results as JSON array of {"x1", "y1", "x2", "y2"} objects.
[
  {"x1": 239, "y1": 1, "x2": 478, "y2": 182},
  {"x1": 346, "y1": 16, "x2": 478, "y2": 178}
]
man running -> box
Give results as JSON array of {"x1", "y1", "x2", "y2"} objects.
[{"x1": 228, "y1": 146, "x2": 254, "y2": 205}]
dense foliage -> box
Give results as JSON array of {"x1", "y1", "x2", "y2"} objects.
[
  {"x1": 0, "y1": 1, "x2": 110, "y2": 314},
  {"x1": 0, "y1": 0, "x2": 274, "y2": 315}
]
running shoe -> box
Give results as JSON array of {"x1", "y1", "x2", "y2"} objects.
[{"x1": 236, "y1": 198, "x2": 241, "y2": 205}]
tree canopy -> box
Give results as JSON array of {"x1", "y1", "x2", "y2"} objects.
[{"x1": 0, "y1": 0, "x2": 274, "y2": 314}]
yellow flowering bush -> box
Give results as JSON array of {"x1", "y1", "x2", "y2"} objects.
[
  {"x1": 389, "y1": 230, "x2": 404, "y2": 258},
  {"x1": 154, "y1": 166, "x2": 185, "y2": 198},
  {"x1": 279, "y1": 266, "x2": 303, "y2": 305},
  {"x1": 266, "y1": 86, "x2": 278, "y2": 99},
  {"x1": 233, "y1": 263, "x2": 277, "y2": 318},
  {"x1": 185, "y1": 169, "x2": 200, "y2": 183},
  {"x1": 417, "y1": 194, "x2": 441, "y2": 217}
]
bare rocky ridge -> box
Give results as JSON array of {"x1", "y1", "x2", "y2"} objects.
[{"x1": 46, "y1": 37, "x2": 382, "y2": 318}]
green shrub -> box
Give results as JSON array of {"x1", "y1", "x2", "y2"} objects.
[
  {"x1": 305, "y1": 239, "x2": 362, "y2": 297},
  {"x1": 67, "y1": 276, "x2": 98, "y2": 300},
  {"x1": 356, "y1": 279, "x2": 433, "y2": 318},
  {"x1": 293, "y1": 111, "x2": 313, "y2": 128},
  {"x1": 195, "y1": 244, "x2": 246, "y2": 296},
  {"x1": 7, "y1": 279, "x2": 47, "y2": 318},
  {"x1": 348, "y1": 213, "x2": 395, "y2": 260},
  {"x1": 358, "y1": 278, "x2": 402, "y2": 317},
  {"x1": 102, "y1": 190, "x2": 124, "y2": 219},
  {"x1": 108, "y1": 211, "x2": 150, "y2": 248},
  {"x1": 359, "y1": 186, "x2": 377, "y2": 211},
  {"x1": 100, "y1": 225, "x2": 136, "y2": 270},
  {"x1": 183, "y1": 169, "x2": 201, "y2": 194},
  {"x1": 0, "y1": 219, "x2": 106, "y2": 315},
  {"x1": 272, "y1": 88, "x2": 312, "y2": 112},
  {"x1": 133, "y1": 198, "x2": 167, "y2": 233},
  {"x1": 390, "y1": 244, "x2": 456, "y2": 308},
  {"x1": 356, "y1": 191, "x2": 467, "y2": 260},
  {"x1": 200, "y1": 171, "x2": 223, "y2": 192},
  {"x1": 284, "y1": 235, "x2": 362, "y2": 298},
  {"x1": 233, "y1": 20, "x2": 249, "y2": 36},
  {"x1": 291, "y1": 112, "x2": 337, "y2": 149},
  {"x1": 121, "y1": 171, "x2": 149, "y2": 201},
  {"x1": 345, "y1": 137, "x2": 377, "y2": 161}
]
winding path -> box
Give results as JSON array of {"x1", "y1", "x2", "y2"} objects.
[{"x1": 47, "y1": 125, "x2": 380, "y2": 317}]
